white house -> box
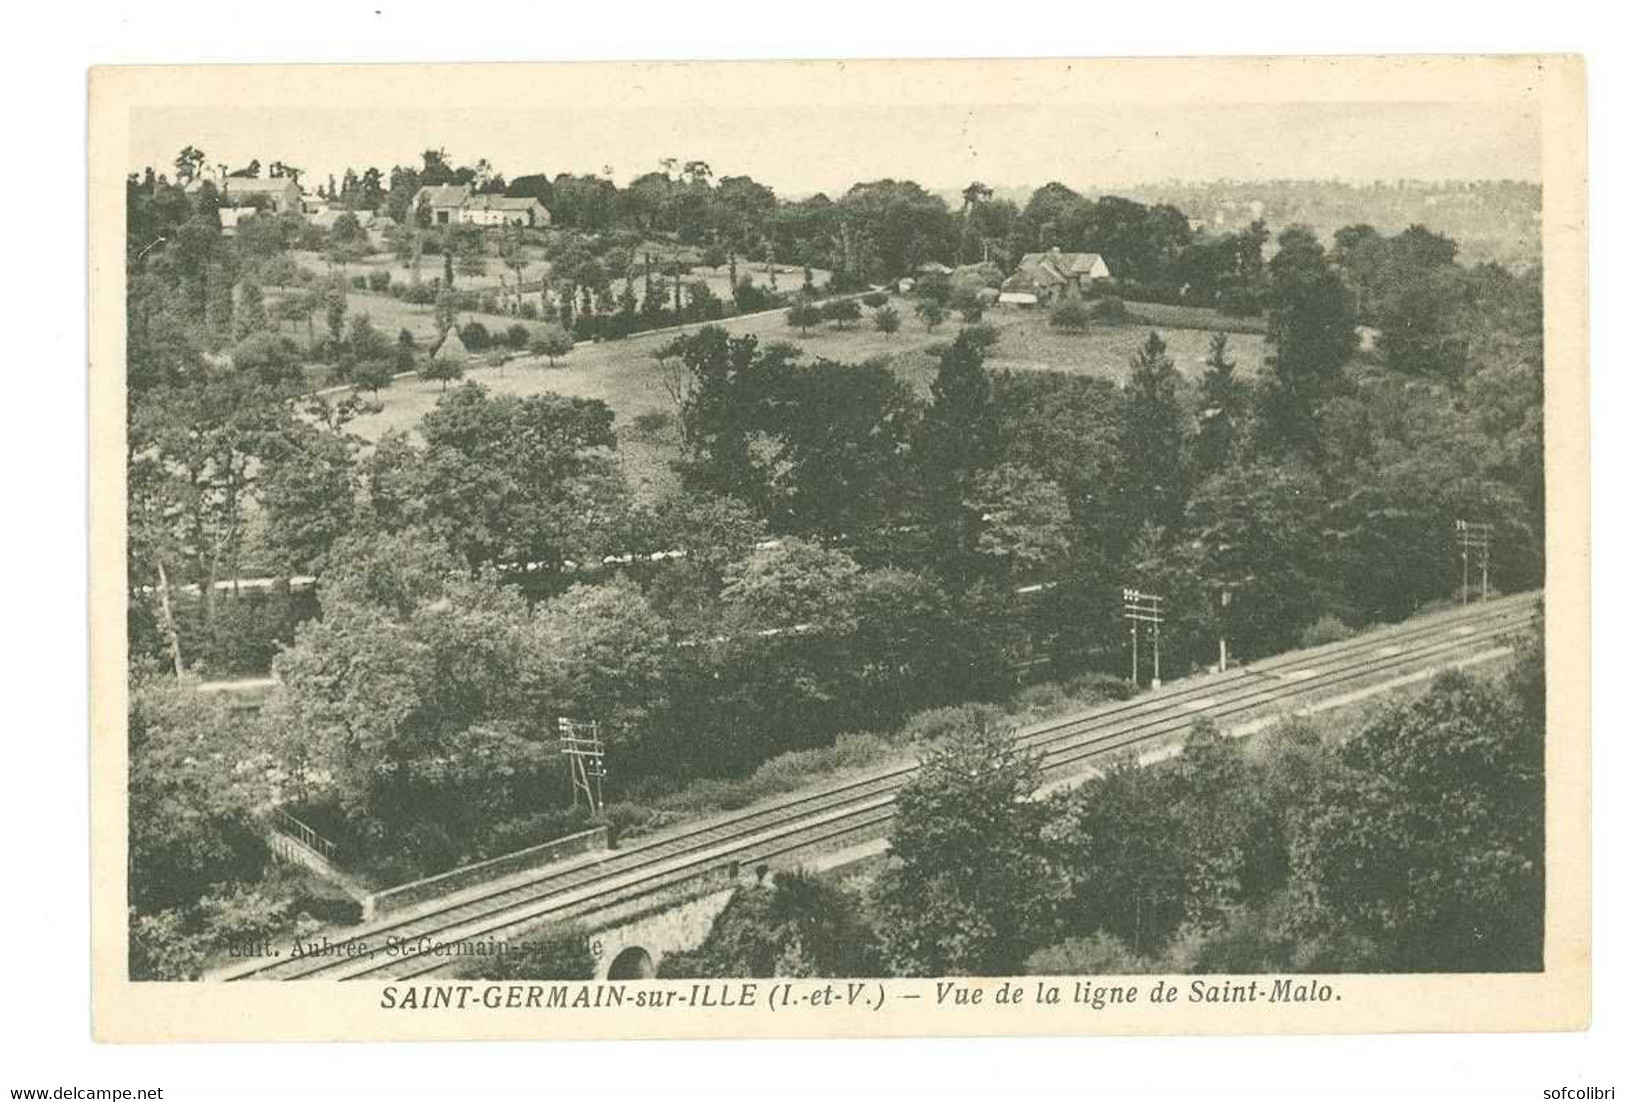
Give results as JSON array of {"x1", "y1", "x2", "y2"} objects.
[{"x1": 458, "y1": 195, "x2": 551, "y2": 228}]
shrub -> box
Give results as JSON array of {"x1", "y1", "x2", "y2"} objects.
[
  {"x1": 900, "y1": 702, "x2": 1010, "y2": 746},
  {"x1": 749, "y1": 733, "x2": 891, "y2": 791},
  {"x1": 597, "y1": 802, "x2": 670, "y2": 845},
  {"x1": 196, "y1": 886, "x2": 292, "y2": 949},
  {"x1": 398, "y1": 282, "x2": 438, "y2": 306},
  {"x1": 367, "y1": 269, "x2": 392, "y2": 292},
  {"x1": 958, "y1": 322, "x2": 998, "y2": 353},
  {"x1": 827, "y1": 269, "x2": 868, "y2": 294},
  {"x1": 629, "y1": 409, "x2": 674, "y2": 440},
  {"x1": 786, "y1": 302, "x2": 822, "y2": 334},
  {"x1": 460, "y1": 320, "x2": 492, "y2": 351},
  {"x1": 873, "y1": 305, "x2": 901, "y2": 336},
  {"x1": 1093, "y1": 294, "x2": 1130, "y2": 324},
  {"x1": 914, "y1": 300, "x2": 946, "y2": 331},
  {"x1": 517, "y1": 300, "x2": 539, "y2": 320},
  {"x1": 1009, "y1": 681, "x2": 1069, "y2": 718},
  {"x1": 349, "y1": 274, "x2": 369, "y2": 292},
  {"x1": 505, "y1": 323, "x2": 531, "y2": 349},
  {"x1": 733, "y1": 275, "x2": 781, "y2": 313},
  {"x1": 861, "y1": 291, "x2": 889, "y2": 308},
  {"x1": 1050, "y1": 298, "x2": 1091, "y2": 331},
  {"x1": 824, "y1": 298, "x2": 862, "y2": 330},
  {"x1": 479, "y1": 809, "x2": 593, "y2": 858},
  {"x1": 1299, "y1": 614, "x2": 1355, "y2": 648},
  {"x1": 1061, "y1": 671, "x2": 1137, "y2": 703}
]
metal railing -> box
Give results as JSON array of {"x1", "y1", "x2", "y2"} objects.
[{"x1": 270, "y1": 808, "x2": 339, "y2": 864}]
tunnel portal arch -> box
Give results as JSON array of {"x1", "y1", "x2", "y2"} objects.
[{"x1": 606, "y1": 945, "x2": 656, "y2": 980}]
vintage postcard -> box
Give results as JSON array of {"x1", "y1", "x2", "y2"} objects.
[{"x1": 89, "y1": 55, "x2": 1588, "y2": 1042}]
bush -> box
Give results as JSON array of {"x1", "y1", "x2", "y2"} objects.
[
  {"x1": 914, "y1": 300, "x2": 946, "y2": 331},
  {"x1": 196, "y1": 885, "x2": 292, "y2": 949},
  {"x1": 749, "y1": 733, "x2": 891, "y2": 790},
  {"x1": 733, "y1": 276, "x2": 782, "y2": 313},
  {"x1": 1093, "y1": 294, "x2": 1130, "y2": 324},
  {"x1": 1061, "y1": 671, "x2": 1138, "y2": 703},
  {"x1": 367, "y1": 269, "x2": 392, "y2": 292},
  {"x1": 873, "y1": 305, "x2": 901, "y2": 336},
  {"x1": 900, "y1": 702, "x2": 1010, "y2": 746},
  {"x1": 597, "y1": 802, "x2": 670, "y2": 845},
  {"x1": 629, "y1": 409, "x2": 674, "y2": 441},
  {"x1": 398, "y1": 281, "x2": 438, "y2": 306},
  {"x1": 1009, "y1": 682, "x2": 1069, "y2": 718},
  {"x1": 1299, "y1": 615, "x2": 1355, "y2": 648},
  {"x1": 517, "y1": 300, "x2": 539, "y2": 320},
  {"x1": 786, "y1": 302, "x2": 822, "y2": 334},
  {"x1": 459, "y1": 320, "x2": 491, "y2": 351},
  {"x1": 861, "y1": 291, "x2": 889, "y2": 308},
  {"x1": 958, "y1": 322, "x2": 999, "y2": 353},
  {"x1": 478, "y1": 809, "x2": 594, "y2": 859},
  {"x1": 1050, "y1": 298, "x2": 1091, "y2": 331},
  {"x1": 824, "y1": 298, "x2": 862, "y2": 330},
  {"x1": 505, "y1": 323, "x2": 531, "y2": 349}
]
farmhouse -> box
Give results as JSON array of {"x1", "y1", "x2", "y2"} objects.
[
  {"x1": 998, "y1": 247, "x2": 1111, "y2": 306},
  {"x1": 412, "y1": 185, "x2": 552, "y2": 228},
  {"x1": 414, "y1": 184, "x2": 474, "y2": 225},
  {"x1": 186, "y1": 173, "x2": 305, "y2": 214},
  {"x1": 459, "y1": 195, "x2": 551, "y2": 228}
]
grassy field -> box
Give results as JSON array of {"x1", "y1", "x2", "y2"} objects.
[{"x1": 337, "y1": 296, "x2": 1269, "y2": 502}]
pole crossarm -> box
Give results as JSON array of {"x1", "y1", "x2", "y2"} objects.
[{"x1": 558, "y1": 717, "x2": 607, "y2": 813}]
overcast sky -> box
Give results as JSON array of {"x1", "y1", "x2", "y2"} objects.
[{"x1": 130, "y1": 99, "x2": 1541, "y2": 197}]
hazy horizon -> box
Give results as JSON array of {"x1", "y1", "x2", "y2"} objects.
[{"x1": 130, "y1": 100, "x2": 1541, "y2": 198}]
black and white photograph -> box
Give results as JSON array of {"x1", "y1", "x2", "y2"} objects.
[{"x1": 82, "y1": 54, "x2": 1588, "y2": 1045}]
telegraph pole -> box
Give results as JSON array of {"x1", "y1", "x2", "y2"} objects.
[
  {"x1": 559, "y1": 717, "x2": 607, "y2": 814},
  {"x1": 1454, "y1": 520, "x2": 1493, "y2": 604},
  {"x1": 1123, "y1": 588, "x2": 1166, "y2": 689}
]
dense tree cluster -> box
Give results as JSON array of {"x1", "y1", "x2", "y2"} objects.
[{"x1": 874, "y1": 633, "x2": 1544, "y2": 977}]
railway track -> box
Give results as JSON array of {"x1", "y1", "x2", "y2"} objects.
[{"x1": 222, "y1": 592, "x2": 1538, "y2": 983}]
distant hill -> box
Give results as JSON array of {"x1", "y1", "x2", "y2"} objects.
[{"x1": 933, "y1": 179, "x2": 1541, "y2": 270}]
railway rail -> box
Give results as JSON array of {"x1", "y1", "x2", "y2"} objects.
[{"x1": 222, "y1": 591, "x2": 1538, "y2": 983}]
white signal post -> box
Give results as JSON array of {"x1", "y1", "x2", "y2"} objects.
[
  {"x1": 1454, "y1": 520, "x2": 1493, "y2": 604},
  {"x1": 558, "y1": 717, "x2": 607, "y2": 814},
  {"x1": 1123, "y1": 587, "x2": 1166, "y2": 689}
]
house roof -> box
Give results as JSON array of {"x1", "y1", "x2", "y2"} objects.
[
  {"x1": 223, "y1": 177, "x2": 299, "y2": 195},
  {"x1": 415, "y1": 184, "x2": 473, "y2": 209},
  {"x1": 434, "y1": 326, "x2": 469, "y2": 361},
  {"x1": 186, "y1": 175, "x2": 299, "y2": 195},
  {"x1": 1003, "y1": 250, "x2": 1109, "y2": 291}
]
